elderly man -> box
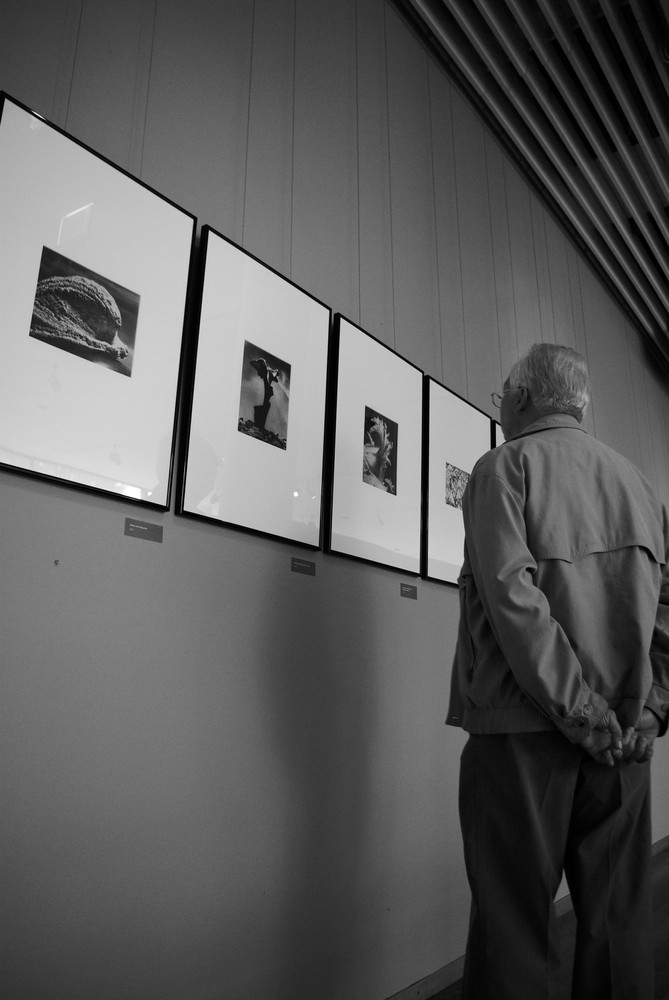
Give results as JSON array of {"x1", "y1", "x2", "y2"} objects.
[{"x1": 448, "y1": 343, "x2": 669, "y2": 1000}]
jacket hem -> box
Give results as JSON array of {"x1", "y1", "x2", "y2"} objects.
[{"x1": 447, "y1": 705, "x2": 556, "y2": 734}]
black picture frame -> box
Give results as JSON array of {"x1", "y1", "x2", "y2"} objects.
[
  {"x1": 0, "y1": 93, "x2": 196, "y2": 508},
  {"x1": 178, "y1": 226, "x2": 331, "y2": 548},
  {"x1": 422, "y1": 377, "x2": 493, "y2": 584},
  {"x1": 326, "y1": 315, "x2": 424, "y2": 573}
]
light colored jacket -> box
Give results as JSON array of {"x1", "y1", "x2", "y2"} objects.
[{"x1": 447, "y1": 414, "x2": 669, "y2": 740}]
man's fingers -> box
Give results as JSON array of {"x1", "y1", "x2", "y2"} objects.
[
  {"x1": 623, "y1": 734, "x2": 655, "y2": 763},
  {"x1": 622, "y1": 726, "x2": 636, "y2": 747},
  {"x1": 586, "y1": 713, "x2": 657, "y2": 766},
  {"x1": 603, "y1": 710, "x2": 622, "y2": 738},
  {"x1": 636, "y1": 737, "x2": 655, "y2": 762}
]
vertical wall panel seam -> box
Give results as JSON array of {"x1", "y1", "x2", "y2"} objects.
[
  {"x1": 547, "y1": 221, "x2": 562, "y2": 344},
  {"x1": 55, "y1": 0, "x2": 84, "y2": 129},
  {"x1": 427, "y1": 62, "x2": 444, "y2": 379},
  {"x1": 528, "y1": 196, "x2": 544, "y2": 344},
  {"x1": 426, "y1": 52, "x2": 445, "y2": 380},
  {"x1": 662, "y1": 387, "x2": 669, "y2": 499},
  {"x1": 570, "y1": 248, "x2": 589, "y2": 367},
  {"x1": 541, "y1": 213, "x2": 553, "y2": 342},
  {"x1": 382, "y1": 0, "x2": 397, "y2": 350},
  {"x1": 653, "y1": 359, "x2": 666, "y2": 486},
  {"x1": 641, "y1": 334, "x2": 659, "y2": 486},
  {"x1": 483, "y1": 136, "x2": 502, "y2": 384},
  {"x1": 129, "y1": 0, "x2": 157, "y2": 180},
  {"x1": 661, "y1": 389, "x2": 669, "y2": 498},
  {"x1": 449, "y1": 99, "x2": 469, "y2": 396},
  {"x1": 546, "y1": 222, "x2": 558, "y2": 342},
  {"x1": 576, "y1": 256, "x2": 598, "y2": 439},
  {"x1": 578, "y1": 261, "x2": 597, "y2": 437},
  {"x1": 483, "y1": 139, "x2": 503, "y2": 388},
  {"x1": 423, "y1": 44, "x2": 438, "y2": 375},
  {"x1": 537, "y1": 204, "x2": 551, "y2": 342},
  {"x1": 289, "y1": 0, "x2": 297, "y2": 280},
  {"x1": 63, "y1": 0, "x2": 83, "y2": 128},
  {"x1": 241, "y1": 0, "x2": 257, "y2": 249},
  {"x1": 639, "y1": 361, "x2": 658, "y2": 486},
  {"x1": 502, "y1": 158, "x2": 520, "y2": 364},
  {"x1": 622, "y1": 320, "x2": 643, "y2": 464},
  {"x1": 378, "y1": 0, "x2": 393, "y2": 344},
  {"x1": 566, "y1": 244, "x2": 579, "y2": 353},
  {"x1": 354, "y1": 0, "x2": 362, "y2": 325}
]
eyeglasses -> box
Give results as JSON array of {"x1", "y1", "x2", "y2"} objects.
[
  {"x1": 490, "y1": 389, "x2": 510, "y2": 408},
  {"x1": 491, "y1": 386, "x2": 522, "y2": 407}
]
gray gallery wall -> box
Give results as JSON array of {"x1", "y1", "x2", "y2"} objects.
[{"x1": 2, "y1": 2, "x2": 669, "y2": 1000}]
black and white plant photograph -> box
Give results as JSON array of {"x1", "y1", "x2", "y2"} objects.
[
  {"x1": 362, "y1": 406, "x2": 398, "y2": 494},
  {"x1": 238, "y1": 339, "x2": 291, "y2": 450},
  {"x1": 29, "y1": 246, "x2": 139, "y2": 377}
]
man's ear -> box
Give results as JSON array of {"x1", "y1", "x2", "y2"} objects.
[{"x1": 514, "y1": 386, "x2": 530, "y2": 412}]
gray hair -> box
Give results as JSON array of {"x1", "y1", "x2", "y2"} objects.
[{"x1": 508, "y1": 343, "x2": 590, "y2": 423}]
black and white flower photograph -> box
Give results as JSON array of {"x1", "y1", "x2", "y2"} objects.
[
  {"x1": 444, "y1": 461, "x2": 469, "y2": 510},
  {"x1": 362, "y1": 406, "x2": 398, "y2": 494}
]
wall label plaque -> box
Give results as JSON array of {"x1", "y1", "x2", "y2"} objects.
[
  {"x1": 124, "y1": 518, "x2": 163, "y2": 543},
  {"x1": 291, "y1": 557, "x2": 316, "y2": 576}
]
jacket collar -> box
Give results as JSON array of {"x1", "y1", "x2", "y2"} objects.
[{"x1": 506, "y1": 412, "x2": 588, "y2": 442}]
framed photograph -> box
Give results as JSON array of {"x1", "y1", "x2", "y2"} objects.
[
  {"x1": 0, "y1": 93, "x2": 195, "y2": 507},
  {"x1": 179, "y1": 226, "x2": 331, "y2": 548},
  {"x1": 423, "y1": 378, "x2": 493, "y2": 583},
  {"x1": 326, "y1": 315, "x2": 423, "y2": 573},
  {"x1": 492, "y1": 419, "x2": 504, "y2": 447}
]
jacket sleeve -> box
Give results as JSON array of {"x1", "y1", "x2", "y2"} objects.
[
  {"x1": 646, "y1": 506, "x2": 669, "y2": 735},
  {"x1": 463, "y1": 469, "x2": 610, "y2": 738}
]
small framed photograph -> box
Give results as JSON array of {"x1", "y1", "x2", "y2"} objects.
[
  {"x1": 326, "y1": 315, "x2": 423, "y2": 573},
  {"x1": 0, "y1": 93, "x2": 195, "y2": 507},
  {"x1": 179, "y1": 226, "x2": 331, "y2": 548},
  {"x1": 423, "y1": 377, "x2": 493, "y2": 583}
]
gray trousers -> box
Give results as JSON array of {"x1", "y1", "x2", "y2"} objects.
[{"x1": 459, "y1": 731, "x2": 653, "y2": 1000}]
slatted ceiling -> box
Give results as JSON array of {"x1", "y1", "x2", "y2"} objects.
[{"x1": 401, "y1": 0, "x2": 669, "y2": 371}]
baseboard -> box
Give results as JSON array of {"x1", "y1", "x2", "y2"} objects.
[
  {"x1": 387, "y1": 837, "x2": 669, "y2": 1000},
  {"x1": 652, "y1": 833, "x2": 669, "y2": 857},
  {"x1": 384, "y1": 955, "x2": 464, "y2": 1000}
]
